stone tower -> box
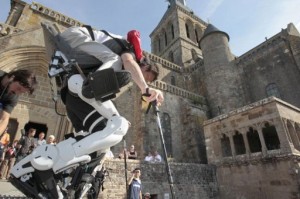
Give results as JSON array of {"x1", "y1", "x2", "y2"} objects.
[
  {"x1": 150, "y1": 0, "x2": 205, "y2": 67},
  {"x1": 200, "y1": 24, "x2": 244, "y2": 117}
]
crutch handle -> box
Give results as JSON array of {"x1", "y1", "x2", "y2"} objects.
[{"x1": 151, "y1": 100, "x2": 159, "y2": 114}]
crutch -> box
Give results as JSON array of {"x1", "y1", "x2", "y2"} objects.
[
  {"x1": 123, "y1": 139, "x2": 129, "y2": 198},
  {"x1": 146, "y1": 100, "x2": 176, "y2": 199}
]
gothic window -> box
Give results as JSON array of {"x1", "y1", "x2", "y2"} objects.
[
  {"x1": 195, "y1": 25, "x2": 203, "y2": 47},
  {"x1": 162, "y1": 112, "x2": 172, "y2": 157},
  {"x1": 171, "y1": 76, "x2": 175, "y2": 86},
  {"x1": 169, "y1": 51, "x2": 174, "y2": 62},
  {"x1": 164, "y1": 32, "x2": 168, "y2": 46},
  {"x1": 158, "y1": 38, "x2": 161, "y2": 52},
  {"x1": 185, "y1": 23, "x2": 190, "y2": 38},
  {"x1": 233, "y1": 131, "x2": 246, "y2": 155},
  {"x1": 247, "y1": 127, "x2": 262, "y2": 153},
  {"x1": 295, "y1": 123, "x2": 300, "y2": 151},
  {"x1": 262, "y1": 122, "x2": 280, "y2": 150},
  {"x1": 266, "y1": 83, "x2": 281, "y2": 98},
  {"x1": 171, "y1": 24, "x2": 175, "y2": 39},
  {"x1": 286, "y1": 120, "x2": 300, "y2": 151},
  {"x1": 195, "y1": 29, "x2": 199, "y2": 43},
  {"x1": 221, "y1": 134, "x2": 232, "y2": 157}
]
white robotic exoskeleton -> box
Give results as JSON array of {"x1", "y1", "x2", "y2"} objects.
[{"x1": 11, "y1": 73, "x2": 129, "y2": 178}]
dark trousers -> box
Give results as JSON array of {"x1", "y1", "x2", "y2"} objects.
[{"x1": 65, "y1": 92, "x2": 107, "y2": 133}]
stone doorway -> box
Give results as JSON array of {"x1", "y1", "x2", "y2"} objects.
[
  {"x1": 24, "y1": 121, "x2": 48, "y2": 139},
  {"x1": 7, "y1": 118, "x2": 19, "y2": 143}
]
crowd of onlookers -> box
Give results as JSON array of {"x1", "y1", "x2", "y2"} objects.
[
  {"x1": 0, "y1": 127, "x2": 57, "y2": 180},
  {"x1": 118, "y1": 144, "x2": 163, "y2": 163},
  {"x1": 118, "y1": 144, "x2": 162, "y2": 199}
]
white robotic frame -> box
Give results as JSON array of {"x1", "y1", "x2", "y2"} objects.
[{"x1": 10, "y1": 65, "x2": 129, "y2": 198}]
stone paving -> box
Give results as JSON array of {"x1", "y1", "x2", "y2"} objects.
[{"x1": 0, "y1": 179, "x2": 26, "y2": 198}]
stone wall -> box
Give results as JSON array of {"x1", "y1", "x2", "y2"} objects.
[
  {"x1": 99, "y1": 159, "x2": 219, "y2": 199},
  {"x1": 237, "y1": 23, "x2": 300, "y2": 108},
  {"x1": 216, "y1": 158, "x2": 300, "y2": 199}
]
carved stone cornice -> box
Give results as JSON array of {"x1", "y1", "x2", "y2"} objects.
[
  {"x1": 30, "y1": 2, "x2": 83, "y2": 27},
  {"x1": 0, "y1": 23, "x2": 22, "y2": 37}
]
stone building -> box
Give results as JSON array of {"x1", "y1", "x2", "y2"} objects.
[{"x1": 0, "y1": 0, "x2": 299, "y2": 198}]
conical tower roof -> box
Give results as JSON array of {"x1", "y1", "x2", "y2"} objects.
[{"x1": 199, "y1": 24, "x2": 230, "y2": 44}]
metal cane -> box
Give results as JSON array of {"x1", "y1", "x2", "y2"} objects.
[
  {"x1": 149, "y1": 101, "x2": 176, "y2": 199},
  {"x1": 123, "y1": 139, "x2": 129, "y2": 198}
]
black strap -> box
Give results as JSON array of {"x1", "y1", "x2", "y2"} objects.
[
  {"x1": 83, "y1": 25, "x2": 95, "y2": 41},
  {"x1": 100, "y1": 30, "x2": 130, "y2": 52}
]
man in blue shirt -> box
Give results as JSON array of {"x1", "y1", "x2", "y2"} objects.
[{"x1": 128, "y1": 168, "x2": 142, "y2": 199}]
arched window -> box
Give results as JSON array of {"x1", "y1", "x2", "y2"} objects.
[
  {"x1": 286, "y1": 120, "x2": 300, "y2": 151},
  {"x1": 185, "y1": 23, "x2": 190, "y2": 38},
  {"x1": 171, "y1": 24, "x2": 175, "y2": 39},
  {"x1": 266, "y1": 83, "x2": 281, "y2": 98},
  {"x1": 162, "y1": 113, "x2": 172, "y2": 157},
  {"x1": 164, "y1": 32, "x2": 168, "y2": 46},
  {"x1": 247, "y1": 127, "x2": 262, "y2": 153},
  {"x1": 158, "y1": 38, "x2": 161, "y2": 52},
  {"x1": 195, "y1": 29, "x2": 199, "y2": 43},
  {"x1": 233, "y1": 131, "x2": 246, "y2": 155},
  {"x1": 221, "y1": 134, "x2": 232, "y2": 157},
  {"x1": 262, "y1": 122, "x2": 280, "y2": 150},
  {"x1": 169, "y1": 51, "x2": 174, "y2": 62},
  {"x1": 171, "y1": 76, "x2": 175, "y2": 86}
]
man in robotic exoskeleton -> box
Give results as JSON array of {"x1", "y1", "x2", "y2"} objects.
[{"x1": 10, "y1": 23, "x2": 164, "y2": 198}]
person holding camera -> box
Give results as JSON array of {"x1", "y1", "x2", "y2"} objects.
[
  {"x1": 0, "y1": 70, "x2": 37, "y2": 135},
  {"x1": 128, "y1": 168, "x2": 143, "y2": 199}
]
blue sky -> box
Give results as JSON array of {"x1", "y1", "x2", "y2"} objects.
[{"x1": 1, "y1": 0, "x2": 300, "y2": 56}]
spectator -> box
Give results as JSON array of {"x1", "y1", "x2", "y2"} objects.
[
  {"x1": 128, "y1": 168, "x2": 142, "y2": 199},
  {"x1": 16, "y1": 128, "x2": 36, "y2": 163},
  {"x1": 0, "y1": 70, "x2": 37, "y2": 134},
  {"x1": 35, "y1": 132, "x2": 46, "y2": 146},
  {"x1": 118, "y1": 148, "x2": 127, "y2": 159},
  {"x1": 46, "y1": 135, "x2": 55, "y2": 145},
  {"x1": 0, "y1": 127, "x2": 10, "y2": 163},
  {"x1": 144, "y1": 192, "x2": 151, "y2": 199},
  {"x1": 144, "y1": 152, "x2": 153, "y2": 162},
  {"x1": 144, "y1": 146, "x2": 162, "y2": 163},
  {"x1": 128, "y1": 145, "x2": 137, "y2": 160},
  {"x1": 0, "y1": 140, "x2": 18, "y2": 179},
  {"x1": 152, "y1": 150, "x2": 162, "y2": 163}
]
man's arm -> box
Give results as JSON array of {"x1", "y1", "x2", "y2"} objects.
[
  {"x1": 0, "y1": 110, "x2": 10, "y2": 134},
  {"x1": 128, "y1": 174, "x2": 134, "y2": 185},
  {"x1": 121, "y1": 53, "x2": 164, "y2": 103},
  {"x1": 121, "y1": 53, "x2": 148, "y2": 93}
]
